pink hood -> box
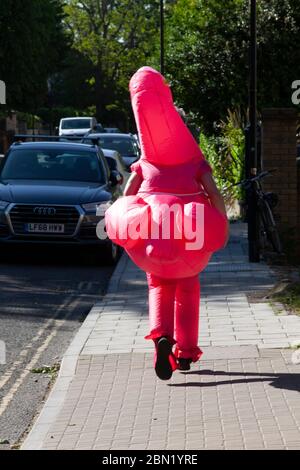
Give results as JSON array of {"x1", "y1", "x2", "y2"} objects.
[{"x1": 129, "y1": 66, "x2": 204, "y2": 166}]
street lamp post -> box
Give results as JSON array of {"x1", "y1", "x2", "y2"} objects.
[
  {"x1": 160, "y1": 0, "x2": 164, "y2": 75},
  {"x1": 247, "y1": 0, "x2": 259, "y2": 262},
  {"x1": 249, "y1": 0, "x2": 257, "y2": 177}
]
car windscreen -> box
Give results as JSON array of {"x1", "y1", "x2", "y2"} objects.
[
  {"x1": 98, "y1": 137, "x2": 137, "y2": 156},
  {"x1": 1, "y1": 149, "x2": 105, "y2": 183},
  {"x1": 61, "y1": 119, "x2": 91, "y2": 129}
]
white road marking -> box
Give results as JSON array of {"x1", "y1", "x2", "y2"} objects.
[
  {"x1": 0, "y1": 296, "x2": 80, "y2": 417},
  {"x1": 0, "y1": 310, "x2": 67, "y2": 390}
]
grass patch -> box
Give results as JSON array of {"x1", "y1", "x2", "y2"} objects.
[
  {"x1": 10, "y1": 443, "x2": 20, "y2": 450},
  {"x1": 31, "y1": 363, "x2": 60, "y2": 381},
  {"x1": 271, "y1": 282, "x2": 300, "y2": 315},
  {"x1": 0, "y1": 439, "x2": 9, "y2": 445}
]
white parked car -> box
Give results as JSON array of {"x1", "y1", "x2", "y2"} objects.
[{"x1": 59, "y1": 117, "x2": 98, "y2": 138}]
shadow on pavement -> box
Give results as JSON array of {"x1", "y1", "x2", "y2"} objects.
[{"x1": 169, "y1": 369, "x2": 300, "y2": 392}]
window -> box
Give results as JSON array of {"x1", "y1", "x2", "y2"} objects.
[
  {"x1": 1, "y1": 148, "x2": 105, "y2": 183},
  {"x1": 61, "y1": 119, "x2": 91, "y2": 130},
  {"x1": 99, "y1": 137, "x2": 137, "y2": 156}
]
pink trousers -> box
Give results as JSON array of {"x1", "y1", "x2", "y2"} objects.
[{"x1": 145, "y1": 273, "x2": 203, "y2": 362}]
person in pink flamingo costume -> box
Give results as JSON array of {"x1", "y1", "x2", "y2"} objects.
[{"x1": 105, "y1": 66, "x2": 229, "y2": 380}]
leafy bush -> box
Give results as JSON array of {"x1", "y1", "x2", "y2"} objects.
[{"x1": 200, "y1": 109, "x2": 245, "y2": 207}]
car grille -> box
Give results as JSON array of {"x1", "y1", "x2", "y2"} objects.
[{"x1": 9, "y1": 205, "x2": 80, "y2": 236}]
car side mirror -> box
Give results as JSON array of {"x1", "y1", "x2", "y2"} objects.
[{"x1": 110, "y1": 170, "x2": 123, "y2": 187}]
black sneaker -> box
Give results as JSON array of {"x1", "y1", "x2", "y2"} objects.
[
  {"x1": 155, "y1": 337, "x2": 173, "y2": 380},
  {"x1": 178, "y1": 358, "x2": 192, "y2": 371}
]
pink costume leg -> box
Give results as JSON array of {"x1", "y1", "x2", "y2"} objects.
[
  {"x1": 174, "y1": 275, "x2": 203, "y2": 362},
  {"x1": 145, "y1": 273, "x2": 176, "y2": 343},
  {"x1": 145, "y1": 273, "x2": 178, "y2": 376}
]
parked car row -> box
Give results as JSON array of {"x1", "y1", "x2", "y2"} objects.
[
  {"x1": 82, "y1": 133, "x2": 140, "y2": 171},
  {"x1": 58, "y1": 116, "x2": 123, "y2": 138},
  {"x1": 0, "y1": 129, "x2": 141, "y2": 264}
]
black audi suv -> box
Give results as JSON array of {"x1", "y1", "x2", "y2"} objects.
[{"x1": 0, "y1": 141, "x2": 123, "y2": 264}]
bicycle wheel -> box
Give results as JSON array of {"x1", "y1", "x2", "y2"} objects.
[{"x1": 258, "y1": 198, "x2": 282, "y2": 253}]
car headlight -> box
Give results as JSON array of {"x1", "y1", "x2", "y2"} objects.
[
  {"x1": 0, "y1": 201, "x2": 9, "y2": 210},
  {"x1": 81, "y1": 201, "x2": 112, "y2": 215}
]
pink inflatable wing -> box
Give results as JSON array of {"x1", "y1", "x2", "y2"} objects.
[
  {"x1": 105, "y1": 195, "x2": 150, "y2": 250},
  {"x1": 129, "y1": 66, "x2": 205, "y2": 166}
]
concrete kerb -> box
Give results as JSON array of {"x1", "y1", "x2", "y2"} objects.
[{"x1": 21, "y1": 252, "x2": 129, "y2": 450}]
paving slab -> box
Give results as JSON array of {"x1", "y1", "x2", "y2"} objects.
[{"x1": 22, "y1": 222, "x2": 300, "y2": 451}]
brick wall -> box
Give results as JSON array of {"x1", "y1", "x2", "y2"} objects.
[{"x1": 261, "y1": 108, "x2": 299, "y2": 260}]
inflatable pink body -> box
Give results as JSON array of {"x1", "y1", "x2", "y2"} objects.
[
  {"x1": 105, "y1": 67, "x2": 228, "y2": 371},
  {"x1": 105, "y1": 66, "x2": 227, "y2": 278}
]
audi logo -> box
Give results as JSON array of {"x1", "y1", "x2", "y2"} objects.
[{"x1": 33, "y1": 207, "x2": 56, "y2": 216}]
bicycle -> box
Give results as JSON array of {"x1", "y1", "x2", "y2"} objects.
[{"x1": 224, "y1": 170, "x2": 282, "y2": 255}]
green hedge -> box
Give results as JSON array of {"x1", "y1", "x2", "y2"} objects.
[{"x1": 200, "y1": 109, "x2": 245, "y2": 206}]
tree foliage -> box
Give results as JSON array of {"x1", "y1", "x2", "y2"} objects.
[
  {"x1": 165, "y1": 0, "x2": 300, "y2": 132},
  {"x1": 1, "y1": 0, "x2": 300, "y2": 135},
  {"x1": 257, "y1": 0, "x2": 300, "y2": 109},
  {"x1": 0, "y1": 0, "x2": 67, "y2": 113},
  {"x1": 63, "y1": 0, "x2": 160, "y2": 124},
  {"x1": 49, "y1": 49, "x2": 96, "y2": 111},
  {"x1": 200, "y1": 109, "x2": 245, "y2": 205}
]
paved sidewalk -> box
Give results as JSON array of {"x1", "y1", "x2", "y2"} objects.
[{"x1": 22, "y1": 223, "x2": 300, "y2": 450}]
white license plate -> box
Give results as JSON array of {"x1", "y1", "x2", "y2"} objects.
[{"x1": 26, "y1": 223, "x2": 65, "y2": 233}]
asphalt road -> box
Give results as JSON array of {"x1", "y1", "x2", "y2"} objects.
[{"x1": 0, "y1": 245, "x2": 115, "y2": 449}]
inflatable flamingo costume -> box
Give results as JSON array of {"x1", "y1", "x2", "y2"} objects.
[{"x1": 105, "y1": 67, "x2": 228, "y2": 379}]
